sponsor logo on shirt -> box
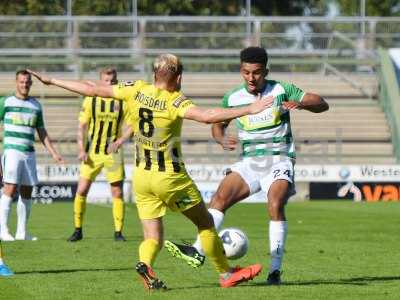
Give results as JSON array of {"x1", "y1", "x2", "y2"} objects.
[{"x1": 172, "y1": 96, "x2": 187, "y2": 108}]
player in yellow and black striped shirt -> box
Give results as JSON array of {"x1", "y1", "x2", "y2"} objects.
[
  {"x1": 28, "y1": 56, "x2": 271, "y2": 289},
  {"x1": 67, "y1": 68, "x2": 133, "y2": 242}
]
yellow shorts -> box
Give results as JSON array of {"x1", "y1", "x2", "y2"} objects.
[
  {"x1": 133, "y1": 167, "x2": 202, "y2": 220},
  {"x1": 80, "y1": 152, "x2": 125, "y2": 184}
]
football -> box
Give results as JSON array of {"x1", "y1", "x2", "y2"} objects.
[{"x1": 219, "y1": 228, "x2": 249, "y2": 260}]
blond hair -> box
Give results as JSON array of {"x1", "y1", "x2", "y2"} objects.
[
  {"x1": 153, "y1": 54, "x2": 183, "y2": 81},
  {"x1": 99, "y1": 67, "x2": 117, "y2": 77}
]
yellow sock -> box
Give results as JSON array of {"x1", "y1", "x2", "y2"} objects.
[
  {"x1": 139, "y1": 239, "x2": 160, "y2": 266},
  {"x1": 112, "y1": 197, "x2": 124, "y2": 232},
  {"x1": 74, "y1": 194, "x2": 86, "y2": 228},
  {"x1": 199, "y1": 227, "x2": 230, "y2": 273}
]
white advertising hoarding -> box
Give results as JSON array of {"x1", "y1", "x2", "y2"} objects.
[
  {"x1": 37, "y1": 164, "x2": 400, "y2": 183},
  {"x1": 36, "y1": 164, "x2": 400, "y2": 203}
]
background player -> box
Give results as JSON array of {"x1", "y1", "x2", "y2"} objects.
[
  {"x1": 0, "y1": 70, "x2": 64, "y2": 242},
  {"x1": 165, "y1": 47, "x2": 329, "y2": 285},
  {"x1": 68, "y1": 68, "x2": 133, "y2": 242},
  {"x1": 27, "y1": 53, "x2": 275, "y2": 289}
]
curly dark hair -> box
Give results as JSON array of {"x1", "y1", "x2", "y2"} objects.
[{"x1": 240, "y1": 47, "x2": 268, "y2": 66}]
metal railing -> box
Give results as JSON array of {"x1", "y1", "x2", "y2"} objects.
[
  {"x1": 0, "y1": 15, "x2": 398, "y2": 57},
  {"x1": 0, "y1": 15, "x2": 394, "y2": 76},
  {"x1": 378, "y1": 48, "x2": 400, "y2": 162}
]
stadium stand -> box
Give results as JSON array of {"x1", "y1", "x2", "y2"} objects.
[{"x1": 0, "y1": 71, "x2": 394, "y2": 165}]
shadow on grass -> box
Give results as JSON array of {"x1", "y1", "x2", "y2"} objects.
[
  {"x1": 26, "y1": 235, "x2": 143, "y2": 242},
  {"x1": 146, "y1": 276, "x2": 400, "y2": 291},
  {"x1": 252, "y1": 275, "x2": 400, "y2": 287},
  {"x1": 16, "y1": 267, "x2": 133, "y2": 275}
]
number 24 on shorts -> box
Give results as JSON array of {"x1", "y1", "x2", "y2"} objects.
[{"x1": 273, "y1": 169, "x2": 291, "y2": 179}]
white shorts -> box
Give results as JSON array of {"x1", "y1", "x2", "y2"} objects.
[
  {"x1": 230, "y1": 156, "x2": 295, "y2": 200},
  {"x1": 1, "y1": 149, "x2": 38, "y2": 186}
]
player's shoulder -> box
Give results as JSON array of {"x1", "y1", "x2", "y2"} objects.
[
  {"x1": 0, "y1": 94, "x2": 13, "y2": 103},
  {"x1": 222, "y1": 83, "x2": 247, "y2": 107},
  {"x1": 223, "y1": 83, "x2": 247, "y2": 99},
  {"x1": 271, "y1": 79, "x2": 301, "y2": 91},
  {"x1": 29, "y1": 97, "x2": 43, "y2": 111},
  {"x1": 170, "y1": 92, "x2": 188, "y2": 108},
  {"x1": 28, "y1": 96, "x2": 42, "y2": 107},
  {"x1": 266, "y1": 79, "x2": 301, "y2": 94},
  {"x1": 2, "y1": 94, "x2": 18, "y2": 101},
  {"x1": 116, "y1": 79, "x2": 147, "y2": 89}
]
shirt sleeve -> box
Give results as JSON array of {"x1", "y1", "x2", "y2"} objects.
[
  {"x1": 0, "y1": 97, "x2": 6, "y2": 121},
  {"x1": 170, "y1": 94, "x2": 196, "y2": 119},
  {"x1": 78, "y1": 97, "x2": 92, "y2": 124},
  {"x1": 221, "y1": 93, "x2": 229, "y2": 108},
  {"x1": 279, "y1": 81, "x2": 305, "y2": 103},
  {"x1": 112, "y1": 80, "x2": 143, "y2": 102}
]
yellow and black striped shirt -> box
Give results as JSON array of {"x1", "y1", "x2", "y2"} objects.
[
  {"x1": 79, "y1": 96, "x2": 130, "y2": 155},
  {"x1": 112, "y1": 80, "x2": 195, "y2": 173}
]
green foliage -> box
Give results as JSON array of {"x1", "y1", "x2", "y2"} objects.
[
  {"x1": 336, "y1": 0, "x2": 400, "y2": 16},
  {"x1": 0, "y1": 1, "x2": 398, "y2": 16},
  {"x1": 72, "y1": 0, "x2": 131, "y2": 16},
  {"x1": 137, "y1": 0, "x2": 242, "y2": 16},
  {"x1": 0, "y1": 0, "x2": 65, "y2": 15}
]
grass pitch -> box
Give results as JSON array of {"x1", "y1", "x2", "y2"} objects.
[{"x1": 0, "y1": 201, "x2": 400, "y2": 299}]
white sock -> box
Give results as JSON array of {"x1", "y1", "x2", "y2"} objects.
[
  {"x1": 269, "y1": 221, "x2": 288, "y2": 273},
  {"x1": 0, "y1": 194, "x2": 13, "y2": 235},
  {"x1": 16, "y1": 197, "x2": 32, "y2": 237},
  {"x1": 193, "y1": 208, "x2": 225, "y2": 255},
  {"x1": 0, "y1": 258, "x2": 4, "y2": 265}
]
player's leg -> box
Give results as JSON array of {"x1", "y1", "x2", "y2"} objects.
[
  {"x1": 192, "y1": 171, "x2": 251, "y2": 254},
  {"x1": 139, "y1": 218, "x2": 163, "y2": 269},
  {"x1": 15, "y1": 151, "x2": 40, "y2": 241},
  {"x1": 165, "y1": 168, "x2": 254, "y2": 266},
  {"x1": 136, "y1": 218, "x2": 166, "y2": 290},
  {"x1": 181, "y1": 200, "x2": 262, "y2": 287},
  {"x1": 110, "y1": 181, "x2": 125, "y2": 241},
  {"x1": 134, "y1": 169, "x2": 167, "y2": 290},
  {"x1": 15, "y1": 185, "x2": 36, "y2": 241},
  {"x1": 0, "y1": 183, "x2": 17, "y2": 241},
  {"x1": 67, "y1": 177, "x2": 92, "y2": 242},
  {"x1": 105, "y1": 158, "x2": 126, "y2": 241},
  {"x1": 263, "y1": 160, "x2": 294, "y2": 285},
  {"x1": 68, "y1": 158, "x2": 101, "y2": 242},
  {"x1": 0, "y1": 152, "x2": 20, "y2": 241},
  {"x1": 0, "y1": 242, "x2": 13, "y2": 276}
]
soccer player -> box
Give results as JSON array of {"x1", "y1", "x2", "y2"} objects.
[
  {"x1": 67, "y1": 68, "x2": 132, "y2": 242},
  {"x1": 27, "y1": 53, "x2": 274, "y2": 289},
  {"x1": 0, "y1": 70, "x2": 64, "y2": 242},
  {"x1": 164, "y1": 47, "x2": 329, "y2": 285}
]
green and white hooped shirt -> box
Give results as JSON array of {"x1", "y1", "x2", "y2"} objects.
[
  {"x1": 222, "y1": 80, "x2": 305, "y2": 159},
  {"x1": 0, "y1": 95, "x2": 45, "y2": 153}
]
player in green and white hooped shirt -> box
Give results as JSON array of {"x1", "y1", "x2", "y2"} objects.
[
  {"x1": 0, "y1": 70, "x2": 64, "y2": 242},
  {"x1": 165, "y1": 47, "x2": 329, "y2": 284}
]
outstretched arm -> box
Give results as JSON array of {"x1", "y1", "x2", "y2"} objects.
[
  {"x1": 37, "y1": 127, "x2": 65, "y2": 164},
  {"x1": 184, "y1": 95, "x2": 274, "y2": 124},
  {"x1": 27, "y1": 69, "x2": 114, "y2": 98}
]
